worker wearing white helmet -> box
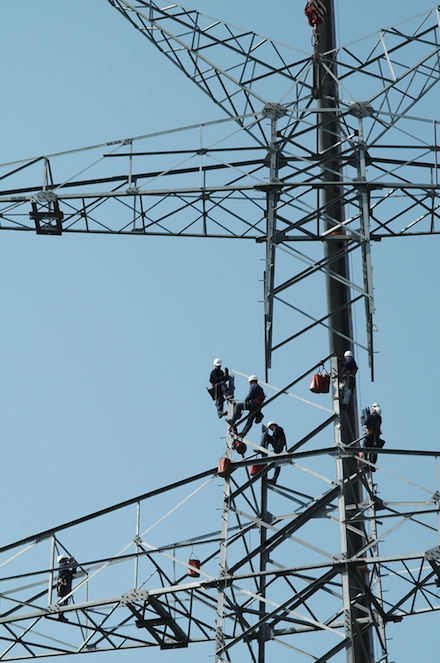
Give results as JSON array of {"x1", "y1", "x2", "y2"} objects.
[
  {"x1": 208, "y1": 358, "x2": 234, "y2": 419},
  {"x1": 226, "y1": 374, "x2": 266, "y2": 437},
  {"x1": 57, "y1": 553, "x2": 78, "y2": 620},
  {"x1": 340, "y1": 349, "x2": 358, "y2": 410},
  {"x1": 361, "y1": 403, "x2": 385, "y2": 468},
  {"x1": 261, "y1": 421, "x2": 287, "y2": 484}
]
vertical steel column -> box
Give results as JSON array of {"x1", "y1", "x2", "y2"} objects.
[
  {"x1": 317, "y1": 3, "x2": 372, "y2": 660},
  {"x1": 355, "y1": 111, "x2": 375, "y2": 379},
  {"x1": 332, "y1": 356, "x2": 354, "y2": 663},
  {"x1": 84, "y1": 569, "x2": 89, "y2": 640},
  {"x1": 215, "y1": 376, "x2": 234, "y2": 662},
  {"x1": 43, "y1": 158, "x2": 48, "y2": 192},
  {"x1": 134, "y1": 501, "x2": 140, "y2": 588},
  {"x1": 258, "y1": 476, "x2": 269, "y2": 663},
  {"x1": 263, "y1": 104, "x2": 286, "y2": 379},
  {"x1": 318, "y1": 3, "x2": 354, "y2": 381},
  {"x1": 366, "y1": 473, "x2": 387, "y2": 660},
  {"x1": 48, "y1": 536, "x2": 56, "y2": 606},
  {"x1": 436, "y1": 457, "x2": 440, "y2": 546},
  {"x1": 128, "y1": 139, "x2": 133, "y2": 189},
  {"x1": 433, "y1": 121, "x2": 438, "y2": 232}
]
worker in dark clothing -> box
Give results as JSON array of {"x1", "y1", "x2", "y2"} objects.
[
  {"x1": 208, "y1": 358, "x2": 234, "y2": 418},
  {"x1": 340, "y1": 350, "x2": 358, "y2": 410},
  {"x1": 57, "y1": 554, "x2": 77, "y2": 621},
  {"x1": 226, "y1": 375, "x2": 265, "y2": 437},
  {"x1": 361, "y1": 403, "x2": 385, "y2": 467},
  {"x1": 262, "y1": 422, "x2": 287, "y2": 484}
]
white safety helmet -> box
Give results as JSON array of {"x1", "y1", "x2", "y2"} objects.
[
  {"x1": 214, "y1": 358, "x2": 222, "y2": 366},
  {"x1": 344, "y1": 350, "x2": 353, "y2": 357},
  {"x1": 267, "y1": 421, "x2": 277, "y2": 428},
  {"x1": 248, "y1": 375, "x2": 258, "y2": 382},
  {"x1": 57, "y1": 554, "x2": 67, "y2": 563},
  {"x1": 372, "y1": 403, "x2": 381, "y2": 415}
]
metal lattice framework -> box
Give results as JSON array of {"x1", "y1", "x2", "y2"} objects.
[
  {"x1": 1, "y1": 362, "x2": 440, "y2": 662},
  {"x1": 0, "y1": 3, "x2": 439, "y2": 373},
  {"x1": 1, "y1": 3, "x2": 440, "y2": 663}
]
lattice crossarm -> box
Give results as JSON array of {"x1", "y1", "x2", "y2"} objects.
[{"x1": 107, "y1": 0, "x2": 311, "y2": 143}]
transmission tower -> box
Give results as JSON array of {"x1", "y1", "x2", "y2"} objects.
[{"x1": 0, "y1": 2, "x2": 440, "y2": 663}]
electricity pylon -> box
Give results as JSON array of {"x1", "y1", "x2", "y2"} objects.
[
  {"x1": 1, "y1": 2, "x2": 440, "y2": 662},
  {"x1": 1, "y1": 380, "x2": 440, "y2": 662}
]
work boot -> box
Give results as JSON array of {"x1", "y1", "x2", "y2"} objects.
[
  {"x1": 58, "y1": 614, "x2": 68, "y2": 622},
  {"x1": 225, "y1": 419, "x2": 235, "y2": 426},
  {"x1": 218, "y1": 411, "x2": 227, "y2": 418}
]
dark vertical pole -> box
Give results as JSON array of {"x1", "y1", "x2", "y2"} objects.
[
  {"x1": 316, "y1": 2, "x2": 372, "y2": 661},
  {"x1": 258, "y1": 476, "x2": 269, "y2": 663},
  {"x1": 264, "y1": 105, "x2": 286, "y2": 381}
]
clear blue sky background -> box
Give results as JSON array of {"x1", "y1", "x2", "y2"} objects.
[{"x1": 1, "y1": 2, "x2": 439, "y2": 662}]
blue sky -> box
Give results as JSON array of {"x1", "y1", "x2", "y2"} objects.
[{"x1": 1, "y1": 1, "x2": 440, "y2": 662}]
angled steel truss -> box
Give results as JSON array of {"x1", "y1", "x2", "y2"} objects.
[
  {"x1": 0, "y1": 4, "x2": 439, "y2": 374},
  {"x1": 0, "y1": 362, "x2": 440, "y2": 662}
]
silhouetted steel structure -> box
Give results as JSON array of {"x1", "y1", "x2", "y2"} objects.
[
  {"x1": 1, "y1": 393, "x2": 440, "y2": 662},
  {"x1": 1, "y1": 2, "x2": 440, "y2": 662}
]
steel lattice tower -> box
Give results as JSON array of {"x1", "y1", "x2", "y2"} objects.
[{"x1": 0, "y1": 2, "x2": 440, "y2": 663}]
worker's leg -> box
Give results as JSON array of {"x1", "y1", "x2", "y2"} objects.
[
  {"x1": 341, "y1": 382, "x2": 352, "y2": 407},
  {"x1": 261, "y1": 429, "x2": 271, "y2": 449},
  {"x1": 59, "y1": 587, "x2": 71, "y2": 606},
  {"x1": 218, "y1": 381, "x2": 232, "y2": 399},
  {"x1": 369, "y1": 436, "x2": 381, "y2": 468},
  {"x1": 238, "y1": 402, "x2": 258, "y2": 437},
  {"x1": 226, "y1": 401, "x2": 245, "y2": 425},
  {"x1": 361, "y1": 435, "x2": 371, "y2": 468},
  {"x1": 215, "y1": 389, "x2": 225, "y2": 417},
  {"x1": 222, "y1": 379, "x2": 234, "y2": 399}
]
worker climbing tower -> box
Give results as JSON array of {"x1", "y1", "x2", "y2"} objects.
[{"x1": 0, "y1": 2, "x2": 440, "y2": 663}]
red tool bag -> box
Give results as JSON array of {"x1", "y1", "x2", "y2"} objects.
[
  {"x1": 217, "y1": 458, "x2": 231, "y2": 477},
  {"x1": 250, "y1": 464, "x2": 264, "y2": 476},
  {"x1": 233, "y1": 439, "x2": 247, "y2": 456},
  {"x1": 309, "y1": 364, "x2": 330, "y2": 394},
  {"x1": 188, "y1": 557, "x2": 201, "y2": 577}
]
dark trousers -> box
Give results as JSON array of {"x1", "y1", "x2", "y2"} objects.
[
  {"x1": 364, "y1": 433, "x2": 383, "y2": 465},
  {"x1": 58, "y1": 585, "x2": 72, "y2": 606},
  {"x1": 262, "y1": 431, "x2": 283, "y2": 481},
  {"x1": 214, "y1": 381, "x2": 231, "y2": 414},
  {"x1": 233, "y1": 401, "x2": 260, "y2": 436}
]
